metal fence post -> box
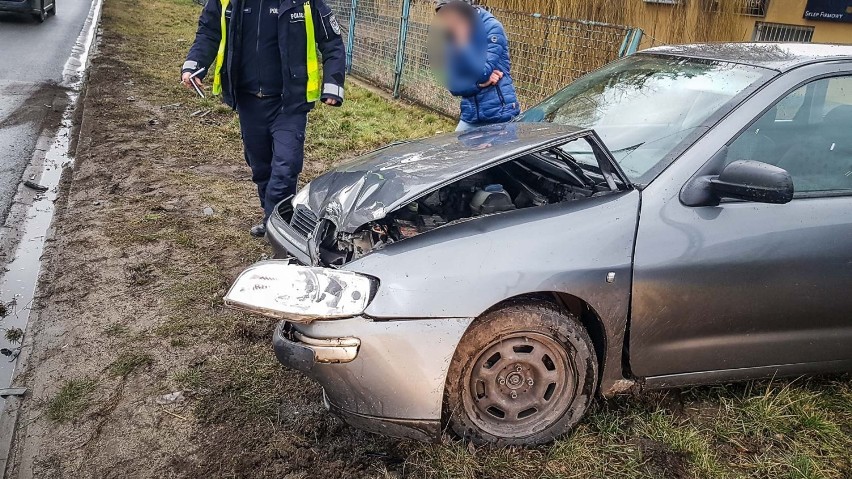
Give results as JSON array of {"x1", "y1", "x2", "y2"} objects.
[
  {"x1": 346, "y1": 0, "x2": 357, "y2": 72},
  {"x1": 392, "y1": 0, "x2": 411, "y2": 98},
  {"x1": 626, "y1": 28, "x2": 643, "y2": 55},
  {"x1": 617, "y1": 30, "x2": 630, "y2": 57},
  {"x1": 618, "y1": 28, "x2": 643, "y2": 57}
]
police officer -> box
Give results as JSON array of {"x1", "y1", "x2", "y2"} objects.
[{"x1": 182, "y1": 0, "x2": 346, "y2": 237}]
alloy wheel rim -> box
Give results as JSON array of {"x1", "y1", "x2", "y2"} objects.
[{"x1": 463, "y1": 332, "x2": 576, "y2": 438}]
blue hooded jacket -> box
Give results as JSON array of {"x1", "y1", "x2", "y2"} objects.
[{"x1": 446, "y1": 8, "x2": 520, "y2": 125}]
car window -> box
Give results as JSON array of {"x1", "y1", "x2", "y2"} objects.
[
  {"x1": 775, "y1": 85, "x2": 806, "y2": 121},
  {"x1": 824, "y1": 75, "x2": 852, "y2": 112},
  {"x1": 726, "y1": 75, "x2": 852, "y2": 195}
]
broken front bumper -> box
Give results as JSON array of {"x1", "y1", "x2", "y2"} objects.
[
  {"x1": 273, "y1": 323, "x2": 359, "y2": 370},
  {"x1": 272, "y1": 316, "x2": 473, "y2": 441}
]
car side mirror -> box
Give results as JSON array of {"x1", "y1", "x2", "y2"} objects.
[
  {"x1": 682, "y1": 159, "x2": 794, "y2": 207},
  {"x1": 711, "y1": 160, "x2": 794, "y2": 204}
]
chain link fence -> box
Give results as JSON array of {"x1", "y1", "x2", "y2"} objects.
[
  {"x1": 326, "y1": 0, "x2": 641, "y2": 118},
  {"x1": 498, "y1": 11, "x2": 634, "y2": 106},
  {"x1": 399, "y1": 0, "x2": 459, "y2": 117}
]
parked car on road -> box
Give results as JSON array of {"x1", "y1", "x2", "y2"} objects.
[
  {"x1": 226, "y1": 43, "x2": 852, "y2": 445},
  {"x1": 0, "y1": 0, "x2": 55, "y2": 22}
]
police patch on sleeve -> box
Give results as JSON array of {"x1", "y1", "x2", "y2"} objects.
[{"x1": 329, "y1": 14, "x2": 341, "y2": 35}]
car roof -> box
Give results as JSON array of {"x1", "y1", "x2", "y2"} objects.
[{"x1": 639, "y1": 43, "x2": 852, "y2": 72}]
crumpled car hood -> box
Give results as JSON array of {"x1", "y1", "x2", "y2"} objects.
[{"x1": 299, "y1": 123, "x2": 586, "y2": 232}]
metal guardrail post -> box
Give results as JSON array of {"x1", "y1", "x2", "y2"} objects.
[
  {"x1": 392, "y1": 0, "x2": 411, "y2": 98},
  {"x1": 346, "y1": 0, "x2": 357, "y2": 72}
]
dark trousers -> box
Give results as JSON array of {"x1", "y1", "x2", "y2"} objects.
[{"x1": 236, "y1": 92, "x2": 308, "y2": 220}]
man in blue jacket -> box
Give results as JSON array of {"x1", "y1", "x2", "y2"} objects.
[
  {"x1": 181, "y1": 0, "x2": 346, "y2": 237},
  {"x1": 435, "y1": 0, "x2": 520, "y2": 131}
]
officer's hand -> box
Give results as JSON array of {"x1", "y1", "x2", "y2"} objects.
[
  {"x1": 181, "y1": 71, "x2": 203, "y2": 89},
  {"x1": 323, "y1": 98, "x2": 338, "y2": 106}
]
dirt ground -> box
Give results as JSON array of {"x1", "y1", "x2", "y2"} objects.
[
  {"x1": 4, "y1": 0, "x2": 851, "y2": 477},
  {"x1": 4, "y1": 6, "x2": 449, "y2": 479}
]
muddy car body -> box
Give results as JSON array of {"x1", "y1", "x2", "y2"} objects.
[{"x1": 226, "y1": 43, "x2": 852, "y2": 444}]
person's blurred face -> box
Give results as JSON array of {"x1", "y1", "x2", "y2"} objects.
[{"x1": 436, "y1": 7, "x2": 471, "y2": 46}]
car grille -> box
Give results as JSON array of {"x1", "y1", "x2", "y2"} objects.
[{"x1": 290, "y1": 206, "x2": 318, "y2": 238}]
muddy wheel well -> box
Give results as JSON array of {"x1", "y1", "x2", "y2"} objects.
[{"x1": 484, "y1": 292, "x2": 607, "y2": 378}]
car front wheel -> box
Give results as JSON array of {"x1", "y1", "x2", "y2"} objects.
[
  {"x1": 33, "y1": 2, "x2": 46, "y2": 22},
  {"x1": 444, "y1": 300, "x2": 598, "y2": 445}
]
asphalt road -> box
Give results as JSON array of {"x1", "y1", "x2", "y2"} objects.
[{"x1": 0, "y1": 0, "x2": 93, "y2": 225}]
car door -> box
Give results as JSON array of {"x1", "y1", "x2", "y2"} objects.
[{"x1": 629, "y1": 63, "x2": 852, "y2": 382}]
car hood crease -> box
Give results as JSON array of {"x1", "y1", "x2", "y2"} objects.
[{"x1": 302, "y1": 123, "x2": 589, "y2": 232}]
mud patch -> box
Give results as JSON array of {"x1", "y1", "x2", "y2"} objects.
[
  {"x1": 638, "y1": 438, "x2": 691, "y2": 478},
  {"x1": 0, "y1": 82, "x2": 69, "y2": 130},
  {"x1": 0, "y1": 82, "x2": 70, "y2": 227}
]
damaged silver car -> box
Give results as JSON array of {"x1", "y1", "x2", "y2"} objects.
[{"x1": 226, "y1": 43, "x2": 852, "y2": 445}]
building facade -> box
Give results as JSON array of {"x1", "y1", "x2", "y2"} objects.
[
  {"x1": 481, "y1": 0, "x2": 851, "y2": 46},
  {"x1": 747, "y1": 0, "x2": 852, "y2": 42},
  {"x1": 635, "y1": 0, "x2": 852, "y2": 46}
]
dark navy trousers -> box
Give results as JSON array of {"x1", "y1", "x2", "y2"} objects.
[{"x1": 236, "y1": 92, "x2": 308, "y2": 220}]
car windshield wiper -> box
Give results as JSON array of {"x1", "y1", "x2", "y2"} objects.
[
  {"x1": 548, "y1": 147, "x2": 596, "y2": 187},
  {"x1": 611, "y1": 142, "x2": 645, "y2": 154}
]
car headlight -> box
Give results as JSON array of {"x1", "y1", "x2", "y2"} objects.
[
  {"x1": 224, "y1": 261, "x2": 375, "y2": 322},
  {"x1": 292, "y1": 184, "x2": 310, "y2": 207}
]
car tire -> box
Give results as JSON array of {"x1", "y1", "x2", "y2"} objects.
[
  {"x1": 444, "y1": 300, "x2": 598, "y2": 446},
  {"x1": 33, "y1": 3, "x2": 46, "y2": 22}
]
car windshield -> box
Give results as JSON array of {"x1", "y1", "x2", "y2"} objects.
[{"x1": 518, "y1": 55, "x2": 770, "y2": 184}]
